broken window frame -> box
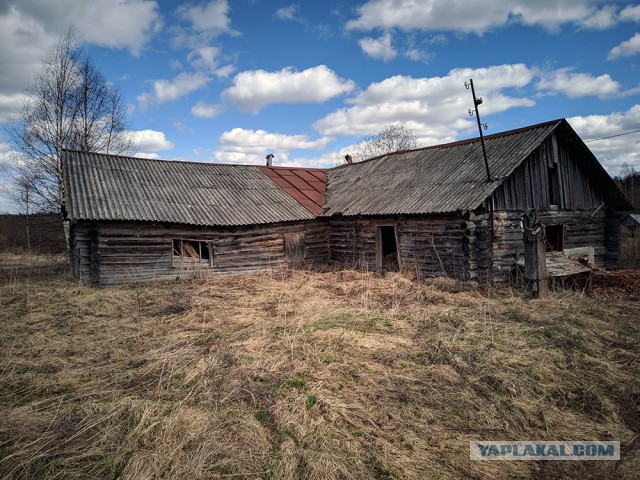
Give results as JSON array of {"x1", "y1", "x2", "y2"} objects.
[{"x1": 171, "y1": 239, "x2": 214, "y2": 267}]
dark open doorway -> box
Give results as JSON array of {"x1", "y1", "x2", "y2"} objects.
[
  {"x1": 377, "y1": 226, "x2": 399, "y2": 272},
  {"x1": 544, "y1": 224, "x2": 565, "y2": 252}
]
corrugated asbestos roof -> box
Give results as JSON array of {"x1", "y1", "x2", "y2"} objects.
[
  {"x1": 257, "y1": 166, "x2": 327, "y2": 215},
  {"x1": 63, "y1": 119, "x2": 628, "y2": 226},
  {"x1": 323, "y1": 120, "x2": 561, "y2": 216},
  {"x1": 63, "y1": 151, "x2": 315, "y2": 226}
]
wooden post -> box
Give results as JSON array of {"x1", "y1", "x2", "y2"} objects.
[{"x1": 522, "y1": 209, "x2": 549, "y2": 298}]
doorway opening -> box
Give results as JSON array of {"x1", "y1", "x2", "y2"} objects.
[
  {"x1": 544, "y1": 224, "x2": 565, "y2": 252},
  {"x1": 377, "y1": 226, "x2": 399, "y2": 272}
]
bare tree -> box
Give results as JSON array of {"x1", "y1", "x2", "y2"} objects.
[
  {"x1": 4, "y1": 28, "x2": 132, "y2": 214},
  {"x1": 13, "y1": 173, "x2": 34, "y2": 251},
  {"x1": 349, "y1": 124, "x2": 419, "y2": 163}
]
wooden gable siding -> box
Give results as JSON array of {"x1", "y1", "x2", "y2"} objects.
[
  {"x1": 490, "y1": 133, "x2": 603, "y2": 211},
  {"x1": 70, "y1": 220, "x2": 329, "y2": 285}
]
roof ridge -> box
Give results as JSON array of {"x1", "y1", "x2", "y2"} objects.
[
  {"x1": 261, "y1": 165, "x2": 329, "y2": 172},
  {"x1": 62, "y1": 149, "x2": 332, "y2": 171},
  {"x1": 338, "y1": 118, "x2": 565, "y2": 167}
]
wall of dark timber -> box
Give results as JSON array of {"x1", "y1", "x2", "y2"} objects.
[
  {"x1": 327, "y1": 209, "x2": 620, "y2": 283},
  {"x1": 489, "y1": 209, "x2": 620, "y2": 280},
  {"x1": 328, "y1": 215, "x2": 467, "y2": 278},
  {"x1": 69, "y1": 220, "x2": 328, "y2": 285}
]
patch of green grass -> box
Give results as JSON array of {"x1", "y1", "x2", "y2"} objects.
[
  {"x1": 306, "y1": 394, "x2": 317, "y2": 410},
  {"x1": 195, "y1": 332, "x2": 230, "y2": 345},
  {"x1": 368, "y1": 456, "x2": 392, "y2": 479},
  {"x1": 277, "y1": 428, "x2": 298, "y2": 444},
  {"x1": 312, "y1": 312, "x2": 355, "y2": 331},
  {"x1": 255, "y1": 410, "x2": 269, "y2": 423},
  {"x1": 183, "y1": 378, "x2": 198, "y2": 389},
  {"x1": 282, "y1": 376, "x2": 307, "y2": 390}
]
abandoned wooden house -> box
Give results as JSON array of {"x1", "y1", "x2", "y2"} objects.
[{"x1": 62, "y1": 118, "x2": 633, "y2": 285}]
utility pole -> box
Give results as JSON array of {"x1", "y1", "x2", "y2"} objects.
[{"x1": 465, "y1": 79, "x2": 492, "y2": 182}]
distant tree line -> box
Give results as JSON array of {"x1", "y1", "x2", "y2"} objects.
[
  {"x1": 0, "y1": 214, "x2": 66, "y2": 253},
  {"x1": 614, "y1": 163, "x2": 640, "y2": 212}
]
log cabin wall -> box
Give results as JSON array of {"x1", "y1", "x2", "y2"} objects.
[
  {"x1": 328, "y1": 215, "x2": 467, "y2": 278},
  {"x1": 69, "y1": 219, "x2": 329, "y2": 285},
  {"x1": 483, "y1": 132, "x2": 620, "y2": 280},
  {"x1": 489, "y1": 209, "x2": 611, "y2": 280}
]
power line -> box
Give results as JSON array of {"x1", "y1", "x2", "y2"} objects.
[{"x1": 584, "y1": 128, "x2": 640, "y2": 143}]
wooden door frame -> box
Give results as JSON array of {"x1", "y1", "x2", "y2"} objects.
[{"x1": 375, "y1": 224, "x2": 400, "y2": 272}]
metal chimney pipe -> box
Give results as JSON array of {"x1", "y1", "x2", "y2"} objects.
[{"x1": 266, "y1": 153, "x2": 274, "y2": 166}]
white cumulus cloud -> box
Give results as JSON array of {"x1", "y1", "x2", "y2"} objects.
[
  {"x1": 619, "y1": 5, "x2": 640, "y2": 22},
  {"x1": 0, "y1": 1, "x2": 159, "y2": 121},
  {"x1": 536, "y1": 69, "x2": 621, "y2": 98},
  {"x1": 275, "y1": 5, "x2": 301, "y2": 22},
  {"x1": 129, "y1": 129, "x2": 175, "y2": 156},
  {"x1": 137, "y1": 72, "x2": 210, "y2": 109},
  {"x1": 315, "y1": 64, "x2": 536, "y2": 141},
  {"x1": 568, "y1": 105, "x2": 640, "y2": 175},
  {"x1": 191, "y1": 101, "x2": 227, "y2": 118},
  {"x1": 5, "y1": 0, "x2": 160, "y2": 56},
  {"x1": 346, "y1": 0, "x2": 622, "y2": 34},
  {"x1": 188, "y1": 46, "x2": 220, "y2": 72},
  {"x1": 358, "y1": 32, "x2": 397, "y2": 61},
  {"x1": 221, "y1": 65, "x2": 355, "y2": 114},
  {"x1": 0, "y1": 93, "x2": 28, "y2": 124},
  {"x1": 608, "y1": 33, "x2": 640, "y2": 59},
  {"x1": 580, "y1": 5, "x2": 617, "y2": 29},
  {"x1": 177, "y1": 0, "x2": 234, "y2": 34},
  {"x1": 214, "y1": 128, "x2": 331, "y2": 165}
]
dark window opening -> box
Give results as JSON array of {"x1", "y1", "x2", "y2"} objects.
[
  {"x1": 377, "y1": 226, "x2": 399, "y2": 272},
  {"x1": 172, "y1": 239, "x2": 213, "y2": 267},
  {"x1": 548, "y1": 165, "x2": 560, "y2": 206},
  {"x1": 544, "y1": 224, "x2": 564, "y2": 252},
  {"x1": 284, "y1": 232, "x2": 305, "y2": 265}
]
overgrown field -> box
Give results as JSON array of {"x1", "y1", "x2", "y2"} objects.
[{"x1": 0, "y1": 256, "x2": 639, "y2": 479}]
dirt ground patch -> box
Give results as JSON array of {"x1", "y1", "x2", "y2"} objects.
[{"x1": 590, "y1": 268, "x2": 640, "y2": 301}]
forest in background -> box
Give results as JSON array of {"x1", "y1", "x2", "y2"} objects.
[{"x1": 0, "y1": 214, "x2": 65, "y2": 253}]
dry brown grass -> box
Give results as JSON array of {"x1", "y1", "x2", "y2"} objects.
[
  {"x1": 619, "y1": 227, "x2": 640, "y2": 269},
  {"x1": 0, "y1": 255, "x2": 639, "y2": 479}
]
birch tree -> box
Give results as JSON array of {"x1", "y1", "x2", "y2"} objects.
[{"x1": 4, "y1": 29, "x2": 132, "y2": 213}]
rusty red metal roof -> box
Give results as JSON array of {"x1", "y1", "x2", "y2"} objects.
[{"x1": 258, "y1": 166, "x2": 328, "y2": 215}]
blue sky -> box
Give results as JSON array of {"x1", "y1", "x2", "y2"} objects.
[{"x1": 1, "y1": 0, "x2": 640, "y2": 212}]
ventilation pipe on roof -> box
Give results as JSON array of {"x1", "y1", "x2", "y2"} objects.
[
  {"x1": 344, "y1": 154, "x2": 352, "y2": 164},
  {"x1": 266, "y1": 153, "x2": 274, "y2": 166}
]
